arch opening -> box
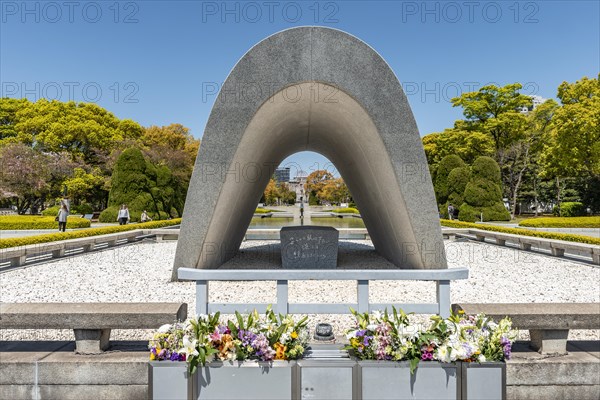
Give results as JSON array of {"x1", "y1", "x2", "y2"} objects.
[{"x1": 173, "y1": 27, "x2": 446, "y2": 279}]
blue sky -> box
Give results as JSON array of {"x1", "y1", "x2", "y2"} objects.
[{"x1": 1, "y1": 0, "x2": 599, "y2": 174}]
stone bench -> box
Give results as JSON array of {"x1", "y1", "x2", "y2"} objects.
[
  {"x1": 441, "y1": 228, "x2": 469, "y2": 240},
  {"x1": 0, "y1": 230, "x2": 148, "y2": 268},
  {"x1": 467, "y1": 229, "x2": 600, "y2": 264},
  {"x1": 0, "y1": 302, "x2": 187, "y2": 354},
  {"x1": 144, "y1": 228, "x2": 180, "y2": 242},
  {"x1": 452, "y1": 303, "x2": 600, "y2": 354}
]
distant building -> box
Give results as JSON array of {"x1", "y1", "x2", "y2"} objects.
[
  {"x1": 274, "y1": 167, "x2": 291, "y2": 183},
  {"x1": 288, "y1": 171, "x2": 308, "y2": 202},
  {"x1": 519, "y1": 95, "x2": 547, "y2": 113}
]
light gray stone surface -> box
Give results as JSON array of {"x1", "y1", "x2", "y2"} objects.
[
  {"x1": 174, "y1": 27, "x2": 446, "y2": 278},
  {"x1": 0, "y1": 302, "x2": 187, "y2": 329},
  {"x1": 452, "y1": 303, "x2": 600, "y2": 330},
  {"x1": 507, "y1": 385, "x2": 600, "y2": 400},
  {"x1": 280, "y1": 226, "x2": 339, "y2": 268}
]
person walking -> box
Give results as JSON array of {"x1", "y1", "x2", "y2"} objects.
[
  {"x1": 117, "y1": 204, "x2": 130, "y2": 225},
  {"x1": 447, "y1": 204, "x2": 455, "y2": 220},
  {"x1": 57, "y1": 204, "x2": 69, "y2": 232}
]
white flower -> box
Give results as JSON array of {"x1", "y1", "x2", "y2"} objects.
[
  {"x1": 400, "y1": 324, "x2": 420, "y2": 339},
  {"x1": 157, "y1": 324, "x2": 172, "y2": 333},
  {"x1": 280, "y1": 333, "x2": 290, "y2": 344},
  {"x1": 372, "y1": 310, "x2": 383, "y2": 320},
  {"x1": 179, "y1": 335, "x2": 198, "y2": 358},
  {"x1": 478, "y1": 354, "x2": 487, "y2": 362},
  {"x1": 436, "y1": 346, "x2": 452, "y2": 363},
  {"x1": 367, "y1": 324, "x2": 378, "y2": 331},
  {"x1": 346, "y1": 330, "x2": 358, "y2": 340}
]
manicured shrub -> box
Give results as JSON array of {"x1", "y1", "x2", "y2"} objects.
[
  {"x1": 0, "y1": 216, "x2": 91, "y2": 230},
  {"x1": 332, "y1": 207, "x2": 360, "y2": 214},
  {"x1": 459, "y1": 157, "x2": 510, "y2": 222},
  {"x1": 72, "y1": 203, "x2": 94, "y2": 215},
  {"x1": 0, "y1": 218, "x2": 181, "y2": 249},
  {"x1": 446, "y1": 167, "x2": 471, "y2": 207},
  {"x1": 519, "y1": 216, "x2": 600, "y2": 228},
  {"x1": 553, "y1": 202, "x2": 586, "y2": 217},
  {"x1": 41, "y1": 205, "x2": 60, "y2": 216},
  {"x1": 434, "y1": 155, "x2": 465, "y2": 205},
  {"x1": 471, "y1": 156, "x2": 501, "y2": 182},
  {"x1": 440, "y1": 219, "x2": 600, "y2": 245},
  {"x1": 254, "y1": 208, "x2": 284, "y2": 214}
]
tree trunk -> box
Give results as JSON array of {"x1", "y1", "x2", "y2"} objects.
[
  {"x1": 556, "y1": 176, "x2": 561, "y2": 216},
  {"x1": 533, "y1": 178, "x2": 539, "y2": 216}
]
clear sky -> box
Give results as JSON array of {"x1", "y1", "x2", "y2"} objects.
[{"x1": 1, "y1": 0, "x2": 598, "y2": 174}]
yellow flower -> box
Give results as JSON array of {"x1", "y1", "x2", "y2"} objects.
[
  {"x1": 274, "y1": 342, "x2": 287, "y2": 360},
  {"x1": 458, "y1": 310, "x2": 465, "y2": 314},
  {"x1": 150, "y1": 352, "x2": 156, "y2": 360},
  {"x1": 291, "y1": 331, "x2": 298, "y2": 339}
]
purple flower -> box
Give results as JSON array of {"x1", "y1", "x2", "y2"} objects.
[
  {"x1": 218, "y1": 325, "x2": 231, "y2": 335},
  {"x1": 421, "y1": 352, "x2": 433, "y2": 361},
  {"x1": 251, "y1": 333, "x2": 275, "y2": 361},
  {"x1": 238, "y1": 330, "x2": 257, "y2": 347},
  {"x1": 501, "y1": 336, "x2": 512, "y2": 359},
  {"x1": 170, "y1": 352, "x2": 181, "y2": 361}
]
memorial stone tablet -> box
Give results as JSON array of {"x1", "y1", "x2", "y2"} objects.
[{"x1": 280, "y1": 226, "x2": 339, "y2": 269}]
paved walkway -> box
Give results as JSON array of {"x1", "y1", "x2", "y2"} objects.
[{"x1": 0, "y1": 223, "x2": 121, "y2": 239}]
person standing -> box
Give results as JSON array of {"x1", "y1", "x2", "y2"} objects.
[
  {"x1": 447, "y1": 204, "x2": 455, "y2": 220},
  {"x1": 57, "y1": 204, "x2": 69, "y2": 232},
  {"x1": 117, "y1": 204, "x2": 130, "y2": 225}
]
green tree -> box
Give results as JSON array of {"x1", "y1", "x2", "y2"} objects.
[
  {"x1": 62, "y1": 167, "x2": 105, "y2": 206},
  {"x1": 423, "y1": 129, "x2": 494, "y2": 171},
  {"x1": 459, "y1": 157, "x2": 510, "y2": 222},
  {"x1": 451, "y1": 83, "x2": 532, "y2": 151},
  {"x1": 447, "y1": 167, "x2": 471, "y2": 207},
  {"x1": 13, "y1": 99, "x2": 142, "y2": 162},
  {"x1": 540, "y1": 75, "x2": 600, "y2": 212},
  {"x1": 434, "y1": 155, "x2": 465, "y2": 206},
  {"x1": 107, "y1": 148, "x2": 152, "y2": 208}
]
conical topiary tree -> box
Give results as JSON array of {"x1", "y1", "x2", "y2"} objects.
[
  {"x1": 447, "y1": 166, "x2": 471, "y2": 207},
  {"x1": 434, "y1": 155, "x2": 466, "y2": 217},
  {"x1": 459, "y1": 156, "x2": 510, "y2": 222}
]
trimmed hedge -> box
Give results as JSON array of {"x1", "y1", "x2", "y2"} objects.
[
  {"x1": 332, "y1": 207, "x2": 360, "y2": 214},
  {"x1": 553, "y1": 202, "x2": 587, "y2": 217},
  {"x1": 441, "y1": 219, "x2": 600, "y2": 245},
  {"x1": 42, "y1": 203, "x2": 94, "y2": 216},
  {"x1": 0, "y1": 216, "x2": 91, "y2": 230},
  {"x1": 0, "y1": 218, "x2": 182, "y2": 249},
  {"x1": 254, "y1": 208, "x2": 282, "y2": 214},
  {"x1": 519, "y1": 216, "x2": 600, "y2": 228}
]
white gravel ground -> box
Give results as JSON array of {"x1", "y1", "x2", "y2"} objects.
[{"x1": 1, "y1": 239, "x2": 598, "y2": 342}]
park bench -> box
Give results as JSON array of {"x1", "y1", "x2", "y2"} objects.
[
  {"x1": 0, "y1": 302, "x2": 187, "y2": 354},
  {"x1": 452, "y1": 303, "x2": 600, "y2": 354}
]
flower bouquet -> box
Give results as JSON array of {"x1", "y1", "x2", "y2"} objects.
[
  {"x1": 149, "y1": 307, "x2": 310, "y2": 375},
  {"x1": 430, "y1": 310, "x2": 517, "y2": 364},
  {"x1": 345, "y1": 307, "x2": 516, "y2": 372}
]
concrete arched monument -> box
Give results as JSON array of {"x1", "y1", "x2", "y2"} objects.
[{"x1": 172, "y1": 27, "x2": 446, "y2": 279}]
